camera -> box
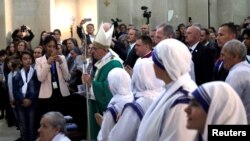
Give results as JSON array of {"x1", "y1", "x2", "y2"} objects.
[
  {"x1": 111, "y1": 18, "x2": 122, "y2": 28},
  {"x1": 143, "y1": 11, "x2": 151, "y2": 18},
  {"x1": 141, "y1": 6, "x2": 148, "y2": 10},
  {"x1": 188, "y1": 17, "x2": 192, "y2": 22},
  {"x1": 20, "y1": 25, "x2": 27, "y2": 32},
  {"x1": 111, "y1": 18, "x2": 122, "y2": 23},
  {"x1": 141, "y1": 6, "x2": 151, "y2": 24},
  {"x1": 141, "y1": 6, "x2": 151, "y2": 18}
]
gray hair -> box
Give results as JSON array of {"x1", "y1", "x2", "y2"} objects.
[
  {"x1": 130, "y1": 28, "x2": 142, "y2": 38},
  {"x1": 223, "y1": 39, "x2": 247, "y2": 61},
  {"x1": 42, "y1": 111, "x2": 67, "y2": 134},
  {"x1": 156, "y1": 23, "x2": 175, "y2": 38}
]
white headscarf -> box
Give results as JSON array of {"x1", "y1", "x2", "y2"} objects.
[
  {"x1": 107, "y1": 68, "x2": 133, "y2": 111},
  {"x1": 137, "y1": 39, "x2": 197, "y2": 141},
  {"x1": 152, "y1": 38, "x2": 192, "y2": 81},
  {"x1": 132, "y1": 58, "x2": 164, "y2": 100},
  {"x1": 192, "y1": 81, "x2": 248, "y2": 141}
]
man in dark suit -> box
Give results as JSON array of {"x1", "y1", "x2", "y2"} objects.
[
  {"x1": 76, "y1": 19, "x2": 95, "y2": 46},
  {"x1": 200, "y1": 28, "x2": 218, "y2": 60},
  {"x1": 213, "y1": 22, "x2": 237, "y2": 81},
  {"x1": 242, "y1": 28, "x2": 250, "y2": 56},
  {"x1": 200, "y1": 28, "x2": 215, "y2": 47},
  {"x1": 111, "y1": 34, "x2": 129, "y2": 61},
  {"x1": 186, "y1": 26, "x2": 215, "y2": 85},
  {"x1": 123, "y1": 28, "x2": 141, "y2": 69}
]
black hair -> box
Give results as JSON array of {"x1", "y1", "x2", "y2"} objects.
[
  {"x1": 220, "y1": 22, "x2": 237, "y2": 36},
  {"x1": 201, "y1": 28, "x2": 210, "y2": 35},
  {"x1": 20, "y1": 51, "x2": 34, "y2": 64},
  {"x1": 44, "y1": 35, "x2": 58, "y2": 47},
  {"x1": 242, "y1": 28, "x2": 250, "y2": 37},
  {"x1": 0, "y1": 49, "x2": 7, "y2": 56},
  {"x1": 208, "y1": 26, "x2": 216, "y2": 33},
  {"x1": 53, "y1": 29, "x2": 61, "y2": 35},
  {"x1": 138, "y1": 35, "x2": 153, "y2": 49}
]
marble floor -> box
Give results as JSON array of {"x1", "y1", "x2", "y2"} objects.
[{"x1": 0, "y1": 118, "x2": 20, "y2": 141}]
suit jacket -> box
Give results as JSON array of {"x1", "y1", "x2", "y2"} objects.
[
  {"x1": 76, "y1": 26, "x2": 92, "y2": 45},
  {"x1": 112, "y1": 41, "x2": 128, "y2": 61},
  {"x1": 191, "y1": 43, "x2": 215, "y2": 85},
  {"x1": 213, "y1": 60, "x2": 229, "y2": 81},
  {"x1": 36, "y1": 55, "x2": 70, "y2": 98},
  {"x1": 123, "y1": 45, "x2": 139, "y2": 68},
  {"x1": 204, "y1": 41, "x2": 219, "y2": 62}
]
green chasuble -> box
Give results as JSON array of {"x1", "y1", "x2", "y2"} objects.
[{"x1": 88, "y1": 55, "x2": 123, "y2": 140}]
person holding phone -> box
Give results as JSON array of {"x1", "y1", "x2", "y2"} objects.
[
  {"x1": 12, "y1": 25, "x2": 35, "y2": 43},
  {"x1": 36, "y1": 35, "x2": 70, "y2": 123},
  {"x1": 77, "y1": 18, "x2": 95, "y2": 45}
]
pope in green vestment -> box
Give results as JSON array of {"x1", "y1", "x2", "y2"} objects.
[
  {"x1": 83, "y1": 23, "x2": 123, "y2": 140},
  {"x1": 89, "y1": 55, "x2": 122, "y2": 139}
]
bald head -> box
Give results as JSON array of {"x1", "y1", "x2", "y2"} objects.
[{"x1": 185, "y1": 26, "x2": 201, "y2": 46}]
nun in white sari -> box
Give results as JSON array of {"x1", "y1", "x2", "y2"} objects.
[
  {"x1": 97, "y1": 68, "x2": 133, "y2": 141},
  {"x1": 136, "y1": 39, "x2": 198, "y2": 141},
  {"x1": 185, "y1": 81, "x2": 248, "y2": 141},
  {"x1": 108, "y1": 58, "x2": 164, "y2": 141}
]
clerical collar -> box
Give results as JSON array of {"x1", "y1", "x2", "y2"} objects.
[{"x1": 142, "y1": 51, "x2": 152, "y2": 58}]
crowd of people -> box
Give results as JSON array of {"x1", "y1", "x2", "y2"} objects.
[{"x1": 0, "y1": 16, "x2": 250, "y2": 141}]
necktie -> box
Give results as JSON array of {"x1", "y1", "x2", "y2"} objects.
[
  {"x1": 51, "y1": 62, "x2": 57, "y2": 82},
  {"x1": 128, "y1": 45, "x2": 132, "y2": 53}
]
